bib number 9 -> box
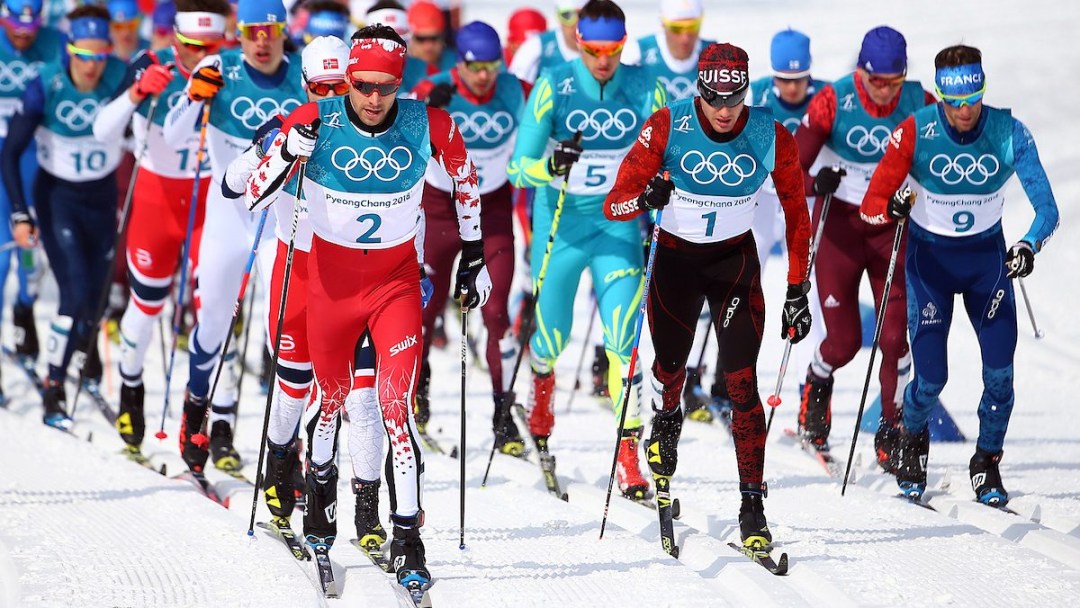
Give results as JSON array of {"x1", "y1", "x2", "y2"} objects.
[
  {"x1": 952, "y1": 210, "x2": 974, "y2": 233},
  {"x1": 355, "y1": 213, "x2": 382, "y2": 244}
]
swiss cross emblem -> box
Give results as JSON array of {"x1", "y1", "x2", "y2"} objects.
[
  {"x1": 198, "y1": 16, "x2": 211, "y2": 27},
  {"x1": 323, "y1": 58, "x2": 338, "y2": 70}
]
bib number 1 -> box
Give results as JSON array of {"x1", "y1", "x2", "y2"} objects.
[{"x1": 702, "y1": 211, "x2": 717, "y2": 237}]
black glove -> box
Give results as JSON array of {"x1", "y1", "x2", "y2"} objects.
[
  {"x1": 1005, "y1": 241, "x2": 1035, "y2": 279},
  {"x1": 455, "y1": 240, "x2": 492, "y2": 310},
  {"x1": 888, "y1": 185, "x2": 915, "y2": 220},
  {"x1": 425, "y1": 82, "x2": 455, "y2": 109},
  {"x1": 812, "y1": 166, "x2": 846, "y2": 196},
  {"x1": 637, "y1": 174, "x2": 674, "y2": 211},
  {"x1": 281, "y1": 118, "x2": 320, "y2": 162},
  {"x1": 547, "y1": 131, "x2": 583, "y2": 177},
  {"x1": 781, "y1": 281, "x2": 812, "y2": 343}
]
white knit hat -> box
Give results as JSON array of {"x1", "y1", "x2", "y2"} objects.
[
  {"x1": 660, "y1": 0, "x2": 703, "y2": 22},
  {"x1": 302, "y1": 36, "x2": 350, "y2": 84}
]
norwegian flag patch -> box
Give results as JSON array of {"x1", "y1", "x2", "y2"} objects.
[{"x1": 323, "y1": 58, "x2": 339, "y2": 70}]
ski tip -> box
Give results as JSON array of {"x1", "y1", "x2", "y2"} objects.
[
  {"x1": 560, "y1": 492, "x2": 569, "y2": 502},
  {"x1": 449, "y1": 446, "x2": 459, "y2": 459},
  {"x1": 775, "y1": 552, "x2": 790, "y2": 575}
]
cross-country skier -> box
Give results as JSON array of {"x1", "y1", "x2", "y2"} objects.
[
  {"x1": 605, "y1": 42, "x2": 811, "y2": 549},
  {"x1": 163, "y1": 0, "x2": 305, "y2": 474},
  {"x1": 508, "y1": 0, "x2": 666, "y2": 501},
  {"x1": 3, "y1": 5, "x2": 126, "y2": 426},
  {"x1": 508, "y1": 0, "x2": 584, "y2": 85},
  {"x1": 505, "y1": 8, "x2": 546, "y2": 64},
  {"x1": 364, "y1": 1, "x2": 434, "y2": 94},
  {"x1": 406, "y1": 1, "x2": 454, "y2": 72},
  {"x1": 245, "y1": 23, "x2": 490, "y2": 589},
  {"x1": 294, "y1": 1, "x2": 349, "y2": 47},
  {"x1": 0, "y1": 0, "x2": 62, "y2": 377},
  {"x1": 411, "y1": 20, "x2": 527, "y2": 456},
  {"x1": 793, "y1": 26, "x2": 934, "y2": 466},
  {"x1": 861, "y1": 44, "x2": 1059, "y2": 504},
  {"x1": 621, "y1": 0, "x2": 713, "y2": 102},
  {"x1": 94, "y1": 0, "x2": 229, "y2": 462},
  {"x1": 106, "y1": 0, "x2": 147, "y2": 62}
]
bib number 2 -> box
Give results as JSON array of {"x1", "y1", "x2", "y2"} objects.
[{"x1": 355, "y1": 213, "x2": 382, "y2": 244}]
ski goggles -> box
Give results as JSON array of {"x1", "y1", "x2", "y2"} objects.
[
  {"x1": 67, "y1": 43, "x2": 111, "y2": 62},
  {"x1": 464, "y1": 59, "x2": 501, "y2": 73},
  {"x1": 866, "y1": 71, "x2": 906, "y2": 88},
  {"x1": 577, "y1": 35, "x2": 626, "y2": 58},
  {"x1": 308, "y1": 79, "x2": 350, "y2": 96},
  {"x1": 1, "y1": 8, "x2": 42, "y2": 34},
  {"x1": 239, "y1": 22, "x2": 285, "y2": 41},
  {"x1": 557, "y1": 9, "x2": 578, "y2": 26},
  {"x1": 663, "y1": 18, "x2": 702, "y2": 35},
  {"x1": 350, "y1": 78, "x2": 402, "y2": 96},
  {"x1": 110, "y1": 18, "x2": 141, "y2": 33},
  {"x1": 697, "y1": 81, "x2": 748, "y2": 109},
  {"x1": 937, "y1": 86, "x2": 985, "y2": 108},
  {"x1": 176, "y1": 31, "x2": 223, "y2": 52},
  {"x1": 412, "y1": 33, "x2": 442, "y2": 44}
]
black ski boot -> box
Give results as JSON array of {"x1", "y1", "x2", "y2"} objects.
[
  {"x1": 42, "y1": 379, "x2": 71, "y2": 429},
  {"x1": 353, "y1": 478, "x2": 387, "y2": 550},
  {"x1": 492, "y1": 391, "x2": 525, "y2": 456},
  {"x1": 646, "y1": 403, "x2": 683, "y2": 479},
  {"x1": 738, "y1": 482, "x2": 772, "y2": 550},
  {"x1": 896, "y1": 425, "x2": 930, "y2": 500},
  {"x1": 304, "y1": 460, "x2": 339, "y2": 548},
  {"x1": 414, "y1": 362, "x2": 431, "y2": 432},
  {"x1": 12, "y1": 301, "x2": 39, "y2": 361},
  {"x1": 874, "y1": 418, "x2": 902, "y2": 475},
  {"x1": 798, "y1": 368, "x2": 834, "y2": 448},
  {"x1": 210, "y1": 418, "x2": 243, "y2": 472},
  {"x1": 179, "y1": 392, "x2": 210, "y2": 472},
  {"x1": 81, "y1": 341, "x2": 103, "y2": 385},
  {"x1": 970, "y1": 448, "x2": 1008, "y2": 506},
  {"x1": 590, "y1": 345, "x2": 609, "y2": 397},
  {"x1": 116, "y1": 383, "x2": 146, "y2": 447},
  {"x1": 264, "y1": 439, "x2": 300, "y2": 519},
  {"x1": 390, "y1": 515, "x2": 430, "y2": 590},
  {"x1": 682, "y1": 367, "x2": 713, "y2": 422}
]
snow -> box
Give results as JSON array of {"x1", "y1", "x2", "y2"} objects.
[{"x1": 2, "y1": 0, "x2": 1080, "y2": 606}]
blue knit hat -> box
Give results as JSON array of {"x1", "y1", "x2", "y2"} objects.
[
  {"x1": 237, "y1": 0, "x2": 285, "y2": 26},
  {"x1": 770, "y1": 28, "x2": 811, "y2": 77},
  {"x1": 857, "y1": 26, "x2": 906, "y2": 74},
  {"x1": 456, "y1": 21, "x2": 502, "y2": 62}
]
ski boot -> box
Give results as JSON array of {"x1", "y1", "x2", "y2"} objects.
[
  {"x1": 353, "y1": 478, "x2": 387, "y2": 550},
  {"x1": 210, "y1": 419, "x2": 243, "y2": 472},
  {"x1": 179, "y1": 392, "x2": 210, "y2": 472},
  {"x1": 970, "y1": 448, "x2": 1008, "y2": 506},
  {"x1": 590, "y1": 345, "x2": 609, "y2": 398},
  {"x1": 738, "y1": 482, "x2": 772, "y2": 550},
  {"x1": 12, "y1": 301, "x2": 39, "y2": 363},
  {"x1": 896, "y1": 425, "x2": 930, "y2": 500},
  {"x1": 304, "y1": 460, "x2": 339, "y2": 547},
  {"x1": 390, "y1": 514, "x2": 430, "y2": 590},
  {"x1": 431, "y1": 315, "x2": 448, "y2": 349},
  {"x1": 798, "y1": 369, "x2": 834, "y2": 449},
  {"x1": 527, "y1": 370, "x2": 556, "y2": 438},
  {"x1": 264, "y1": 439, "x2": 300, "y2": 518},
  {"x1": 616, "y1": 427, "x2": 652, "y2": 500},
  {"x1": 646, "y1": 404, "x2": 683, "y2": 477},
  {"x1": 42, "y1": 379, "x2": 71, "y2": 429},
  {"x1": 682, "y1": 367, "x2": 713, "y2": 423},
  {"x1": 81, "y1": 341, "x2": 103, "y2": 385},
  {"x1": 116, "y1": 383, "x2": 146, "y2": 447},
  {"x1": 413, "y1": 362, "x2": 431, "y2": 432},
  {"x1": 492, "y1": 391, "x2": 525, "y2": 457},
  {"x1": 874, "y1": 418, "x2": 902, "y2": 475}
]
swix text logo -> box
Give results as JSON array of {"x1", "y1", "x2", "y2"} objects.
[
  {"x1": 55, "y1": 99, "x2": 100, "y2": 130},
  {"x1": 230, "y1": 97, "x2": 301, "y2": 130},
  {"x1": 929, "y1": 153, "x2": 1000, "y2": 186},
  {"x1": 722, "y1": 297, "x2": 741, "y2": 328},
  {"x1": 565, "y1": 108, "x2": 637, "y2": 141},
  {"x1": 673, "y1": 114, "x2": 693, "y2": 133},
  {"x1": 845, "y1": 125, "x2": 891, "y2": 157},
  {"x1": 331, "y1": 145, "x2": 413, "y2": 182},
  {"x1": 0, "y1": 59, "x2": 40, "y2": 93},
  {"x1": 278, "y1": 334, "x2": 295, "y2": 352},
  {"x1": 659, "y1": 76, "x2": 695, "y2": 101},
  {"x1": 558, "y1": 77, "x2": 575, "y2": 95},
  {"x1": 680, "y1": 150, "x2": 757, "y2": 186},
  {"x1": 921, "y1": 121, "x2": 939, "y2": 139},
  {"x1": 987, "y1": 288, "x2": 1005, "y2": 319},
  {"x1": 603, "y1": 267, "x2": 640, "y2": 284},
  {"x1": 389, "y1": 334, "x2": 418, "y2": 356},
  {"x1": 323, "y1": 58, "x2": 339, "y2": 70},
  {"x1": 450, "y1": 110, "x2": 514, "y2": 144}
]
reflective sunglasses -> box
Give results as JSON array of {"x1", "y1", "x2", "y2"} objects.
[
  {"x1": 67, "y1": 43, "x2": 111, "y2": 62},
  {"x1": 308, "y1": 79, "x2": 351, "y2": 96},
  {"x1": 866, "y1": 71, "x2": 906, "y2": 88},
  {"x1": 937, "y1": 85, "x2": 985, "y2": 108},
  {"x1": 111, "y1": 18, "x2": 141, "y2": 33},
  {"x1": 697, "y1": 81, "x2": 748, "y2": 108},
  {"x1": 464, "y1": 59, "x2": 501, "y2": 73},
  {"x1": 239, "y1": 22, "x2": 285, "y2": 41},
  {"x1": 175, "y1": 31, "x2": 223, "y2": 53},
  {"x1": 557, "y1": 9, "x2": 578, "y2": 26},
  {"x1": 412, "y1": 33, "x2": 442, "y2": 44},
  {"x1": 663, "y1": 18, "x2": 701, "y2": 35},
  {"x1": 350, "y1": 79, "x2": 402, "y2": 96},
  {"x1": 577, "y1": 35, "x2": 626, "y2": 58}
]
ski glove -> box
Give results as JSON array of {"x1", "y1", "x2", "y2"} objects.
[
  {"x1": 455, "y1": 239, "x2": 492, "y2": 311},
  {"x1": 888, "y1": 185, "x2": 915, "y2": 220},
  {"x1": 425, "y1": 82, "x2": 455, "y2": 109},
  {"x1": 1005, "y1": 241, "x2": 1035, "y2": 279},
  {"x1": 420, "y1": 265, "x2": 434, "y2": 309},
  {"x1": 638, "y1": 173, "x2": 674, "y2": 211},
  {"x1": 812, "y1": 166, "x2": 846, "y2": 196},
  {"x1": 282, "y1": 119, "x2": 320, "y2": 162},
  {"x1": 547, "y1": 131, "x2": 583, "y2": 177},
  {"x1": 188, "y1": 64, "x2": 223, "y2": 101},
  {"x1": 781, "y1": 281, "x2": 813, "y2": 343},
  {"x1": 135, "y1": 63, "x2": 173, "y2": 98}
]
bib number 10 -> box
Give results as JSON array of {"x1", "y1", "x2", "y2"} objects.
[
  {"x1": 952, "y1": 210, "x2": 974, "y2": 233},
  {"x1": 355, "y1": 213, "x2": 382, "y2": 244},
  {"x1": 71, "y1": 150, "x2": 106, "y2": 174}
]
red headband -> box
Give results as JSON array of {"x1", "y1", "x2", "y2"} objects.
[{"x1": 348, "y1": 37, "x2": 407, "y2": 80}]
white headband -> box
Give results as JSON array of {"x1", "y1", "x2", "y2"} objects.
[{"x1": 175, "y1": 12, "x2": 227, "y2": 36}]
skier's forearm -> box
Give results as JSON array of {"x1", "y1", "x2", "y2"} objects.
[
  {"x1": 93, "y1": 92, "x2": 138, "y2": 144},
  {"x1": 772, "y1": 125, "x2": 811, "y2": 284},
  {"x1": 246, "y1": 132, "x2": 295, "y2": 211},
  {"x1": 862, "y1": 117, "x2": 916, "y2": 225},
  {"x1": 428, "y1": 107, "x2": 481, "y2": 241},
  {"x1": 605, "y1": 111, "x2": 668, "y2": 221},
  {"x1": 1012, "y1": 119, "x2": 1060, "y2": 252},
  {"x1": 224, "y1": 145, "x2": 261, "y2": 200}
]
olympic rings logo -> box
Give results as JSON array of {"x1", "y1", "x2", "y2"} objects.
[
  {"x1": 331, "y1": 145, "x2": 413, "y2": 182},
  {"x1": 845, "y1": 125, "x2": 892, "y2": 156},
  {"x1": 782, "y1": 117, "x2": 801, "y2": 131},
  {"x1": 680, "y1": 150, "x2": 758, "y2": 186},
  {"x1": 55, "y1": 98, "x2": 100, "y2": 130},
  {"x1": 0, "y1": 60, "x2": 38, "y2": 93},
  {"x1": 659, "y1": 76, "x2": 696, "y2": 101},
  {"x1": 230, "y1": 97, "x2": 301, "y2": 130},
  {"x1": 565, "y1": 108, "x2": 637, "y2": 141},
  {"x1": 929, "y1": 153, "x2": 1000, "y2": 186},
  {"x1": 450, "y1": 110, "x2": 514, "y2": 144}
]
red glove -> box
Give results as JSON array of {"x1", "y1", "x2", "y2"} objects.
[
  {"x1": 188, "y1": 65, "x2": 223, "y2": 102},
  {"x1": 134, "y1": 63, "x2": 173, "y2": 98}
]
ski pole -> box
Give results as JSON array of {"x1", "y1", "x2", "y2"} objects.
[
  {"x1": 155, "y1": 102, "x2": 210, "y2": 440},
  {"x1": 600, "y1": 172, "x2": 668, "y2": 540},
  {"x1": 566, "y1": 293, "x2": 597, "y2": 413},
  {"x1": 1016, "y1": 277, "x2": 1045, "y2": 339},
  {"x1": 248, "y1": 161, "x2": 306, "y2": 535},
  {"x1": 70, "y1": 95, "x2": 160, "y2": 418},
  {"x1": 765, "y1": 192, "x2": 833, "y2": 435},
  {"x1": 459, "y1": 301, "x2": 468, "y2": 550},
  {"x1": 481, "y1": 131, "x2": 581, "y2": 488},
  {"x1": 841, "y1": 218, "x2": 906, "y2": 496},
  {"x1": 235, "y1": 275, "x2": 259, "y2": 399}
]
